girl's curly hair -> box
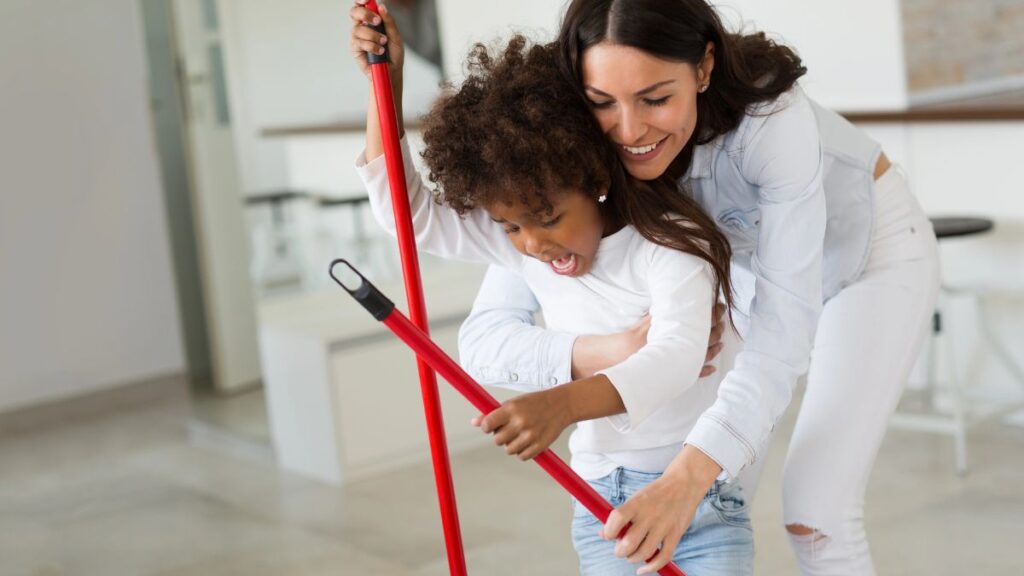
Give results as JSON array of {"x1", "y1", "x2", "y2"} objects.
[
  {"x1": 421, "y1": 35, "x2": 610, "y2": 215},
  {"x1": 421, "y1": 35, "x2": 736, "y2": 316}
]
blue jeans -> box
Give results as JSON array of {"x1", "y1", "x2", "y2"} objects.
[{"x1": 571, "y1": 467, "x2": 753, "y2": 576}]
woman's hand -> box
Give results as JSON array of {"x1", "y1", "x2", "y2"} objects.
[
  {"x1": 471, "y1": 388, "x2": 574, "y2": 461},
  {"x1": 349, "y1": 0, "x2": 405, "y2": 79},
  {"x1": 601, "y1": 445, "x2": 722, "y2": 574}
]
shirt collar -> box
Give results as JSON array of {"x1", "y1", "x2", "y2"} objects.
[{"x1": 686, "y1": 141, "x2": 714, "y2": 180}]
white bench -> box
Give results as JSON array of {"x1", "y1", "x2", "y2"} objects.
[{"x1": 259, "y1": 260, "x2": 499, "y2": 485}]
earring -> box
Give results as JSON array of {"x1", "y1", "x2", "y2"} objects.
[
  {"x1": 598, "y1": 194, "x2": 608, "y2": 203},
  {"x1": 699, "y1": 83, "x2": 709, "y2": 93}
]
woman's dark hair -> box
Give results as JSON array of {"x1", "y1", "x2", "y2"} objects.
[
  {"x1": 558, "y1": 0, "x2": 807, "y2": 149},
  {"x1": 421, "y1": 36, "x2": 735, "y2": 315}
]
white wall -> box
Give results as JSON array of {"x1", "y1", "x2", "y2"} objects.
[
  {"x1": 437, "y1": 0, "x2": 908, "y2": 110},
  {"x1": 219, "y1": 0, "x2": 442, "y2": 195},
  {"x1": 0, "y1": 0, "x2": 185, "y2": 412},
  {"x1": 717, "y1": 0, "x2": 908, "y2": 110},
  {"x1": 437, "y1": 0, "x2": 564, "y2": 83}
]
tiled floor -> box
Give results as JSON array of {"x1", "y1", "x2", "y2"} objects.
[{"x1": 2, "y1": 375, "x2": 1024, "y2": 575}]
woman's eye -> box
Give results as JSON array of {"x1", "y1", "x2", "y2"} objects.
[
  {"x1": 587, "y1": 99, "x2": 613, "y2": 109},
  {"x1": 503, "y1": 225, "x2": 520, "y2": 235},
  {"x1": 644, "y1": 96, "x2": 670, "y2": 107},
  {"x1": 541, "y1": 214, "x2": 563, "y2": 228}
]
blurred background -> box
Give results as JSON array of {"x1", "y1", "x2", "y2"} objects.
[{"x1": 1, "y1": 0, "x2": 1023, "y2": 574}]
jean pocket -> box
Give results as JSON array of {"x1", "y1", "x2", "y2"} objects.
[{"x1": 709, "y1": 483, "x2": 751, "y2": 528}]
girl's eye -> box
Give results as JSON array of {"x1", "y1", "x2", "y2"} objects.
[
  {"x1": 541, "y1": 214, "x2": 563, "y2": 228},
  {"x1": 503, "y1": 225, "x2": 520, "y2": 235},
  {"x1": 644, "y1": 96, "x2": 670, "y2": 107},
  {"x1": 587, "y1": 99, "x2": 613, "y2": 109}
]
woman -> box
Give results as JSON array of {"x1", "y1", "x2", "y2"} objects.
[{"x1": 456, "y1": 1, "x2": 940, "y2": 574}]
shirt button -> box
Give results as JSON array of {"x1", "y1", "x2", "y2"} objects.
[
  {"x1": 510, "y1": 372, "x2": 519, "y2": 382},
  {"x1": 549, "y1": 376, "x2": 558, "y2": 386}
]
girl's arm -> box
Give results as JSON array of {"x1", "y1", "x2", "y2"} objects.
[
  {"x1": 595, "y1": 248, "x2": 714, "y2": 432},
  {"x1": 350, "y1": 0, "x2": 404, "y2": 162},
  {"x1": 352, "y1": 2, "x2": 520, "y2": 268}
]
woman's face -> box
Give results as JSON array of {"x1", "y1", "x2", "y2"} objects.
[{"x1": 581, "y1": 41, "x2": 714, "y2": 181}]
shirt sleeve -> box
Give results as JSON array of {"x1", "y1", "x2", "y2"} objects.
[
  {"x1": 355, "y1": 137, "x2": 522, "y2": 268},
  {"x1": 457, "y1": 265, "x2": 577, "y2": 392},
  {"x1": 685, "y1": 88, "x2": 827, "y2": 480},
  {"x1": 598, "y1": 248, "x2": 714, "y2": 432}
]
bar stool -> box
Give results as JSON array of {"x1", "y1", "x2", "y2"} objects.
[{"x1": 890, "y1": 216, "x2": 1024, "y2": 475}]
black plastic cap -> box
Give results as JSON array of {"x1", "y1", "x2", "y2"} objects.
[
  {"x1": 366, "y1": 21, "x2": 390, "y2": 65},
  {"x1": 329, "y1": 259, "x2": 395, "y2": 321}
]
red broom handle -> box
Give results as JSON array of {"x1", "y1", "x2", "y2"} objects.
[
  {"x1": 362, "y1": 2, "x2": 467, "y2": 575},
  {"x1": 330, "y1": 260, "x2": 686, "y2": 576},
  {"x1": 383, "y1": 305, "x2": 687, "y2": 576}
]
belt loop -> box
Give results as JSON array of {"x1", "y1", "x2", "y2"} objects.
[{"x1": 612, "y1": 467, "x2": 624, "y2": 502}]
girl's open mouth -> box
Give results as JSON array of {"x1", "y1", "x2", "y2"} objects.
[{"x1": 550, "y1": 254, "x2": 578, "y2": 276}]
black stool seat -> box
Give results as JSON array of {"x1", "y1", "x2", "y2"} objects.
[{"x1": 929, "y1": 217, "x2": 994, "y2": 239}]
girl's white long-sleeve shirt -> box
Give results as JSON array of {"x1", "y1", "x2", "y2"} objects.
[{"x1": 355, "y1": 138, "x2": 716, "y2": 480}]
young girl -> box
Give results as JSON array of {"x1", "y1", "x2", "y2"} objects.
[{"x1": 353, "y1": 28, "x2": 753, "y2": 575}]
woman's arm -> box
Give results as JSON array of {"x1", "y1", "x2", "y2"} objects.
[
  {"x1": 458, "y1": 266, "x2": 658, "y2": 391},
  {"x1": 685, "y1": 87, "x2": 825, "y2": 480},
  {"x1": 605, "y1": 88, "x2": 827, "y2": 574}
]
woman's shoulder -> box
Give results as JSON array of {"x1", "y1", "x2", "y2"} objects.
[{"x1": 731, "y1": 86, "x2": 816, "y2": 145}]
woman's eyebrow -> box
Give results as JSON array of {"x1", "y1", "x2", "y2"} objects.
[{"x1": 585, "y1": 79, "x2": 676, "y2": 98}]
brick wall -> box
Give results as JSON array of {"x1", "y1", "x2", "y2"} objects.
[{"x1": 902, "y1": 0, "x2": 1024, "y2": 92}]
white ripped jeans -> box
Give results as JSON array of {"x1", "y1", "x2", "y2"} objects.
[{"x1": 778, "y1": 165, "x2": 939, "y2": 574}]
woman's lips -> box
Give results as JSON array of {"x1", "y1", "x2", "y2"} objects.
[{"x1": 620, "y1": 136, "x2": 668, "y2": 162}]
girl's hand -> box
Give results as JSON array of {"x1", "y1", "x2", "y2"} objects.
[
  {"x1": 471, "y1": 388, "x2": 573, "y2": 461},
  {"x1": 700, "y1": 302, "x2": 727, "y2": 377},
  {"x1": 601, "y1": 445, "x2": 721, "y2": 574},
  {"x1": 349, "y1": 0, "x2": 405, "y2": 79},
  {"x1": 571, "y1": 315, "x2": 650, "y2": 379}
]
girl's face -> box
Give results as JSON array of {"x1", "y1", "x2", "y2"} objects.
[
  {"x1": 485, "y1": 190, "x2": 607, "y2": 277},
  {"x1": 581, "y1": 41, "x2": 714, "y2": 181}
]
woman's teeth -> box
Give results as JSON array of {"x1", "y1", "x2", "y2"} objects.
[{"x1": 623, "y1": 141, "x2": 659, "y2": 155}]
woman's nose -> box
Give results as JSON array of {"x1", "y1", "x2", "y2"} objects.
[{"x1": 618, "y1": 107, "x2": 647, "y2": 144}]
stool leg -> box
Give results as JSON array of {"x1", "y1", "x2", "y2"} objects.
[{"x1": 940, "y1": 300, "x2": 969, "y2": 475}]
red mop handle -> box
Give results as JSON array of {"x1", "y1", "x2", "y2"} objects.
[
  {"x1": 331, "y1": 260, "x2": 687, "y2": 576},
  {"x1": 361, "y1": 3, "x2": 468, "y2": 575}
]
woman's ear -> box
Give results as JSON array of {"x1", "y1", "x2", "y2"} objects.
[{"x1": 699, "y1": 41, "x2": 716, "y2": 84}]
